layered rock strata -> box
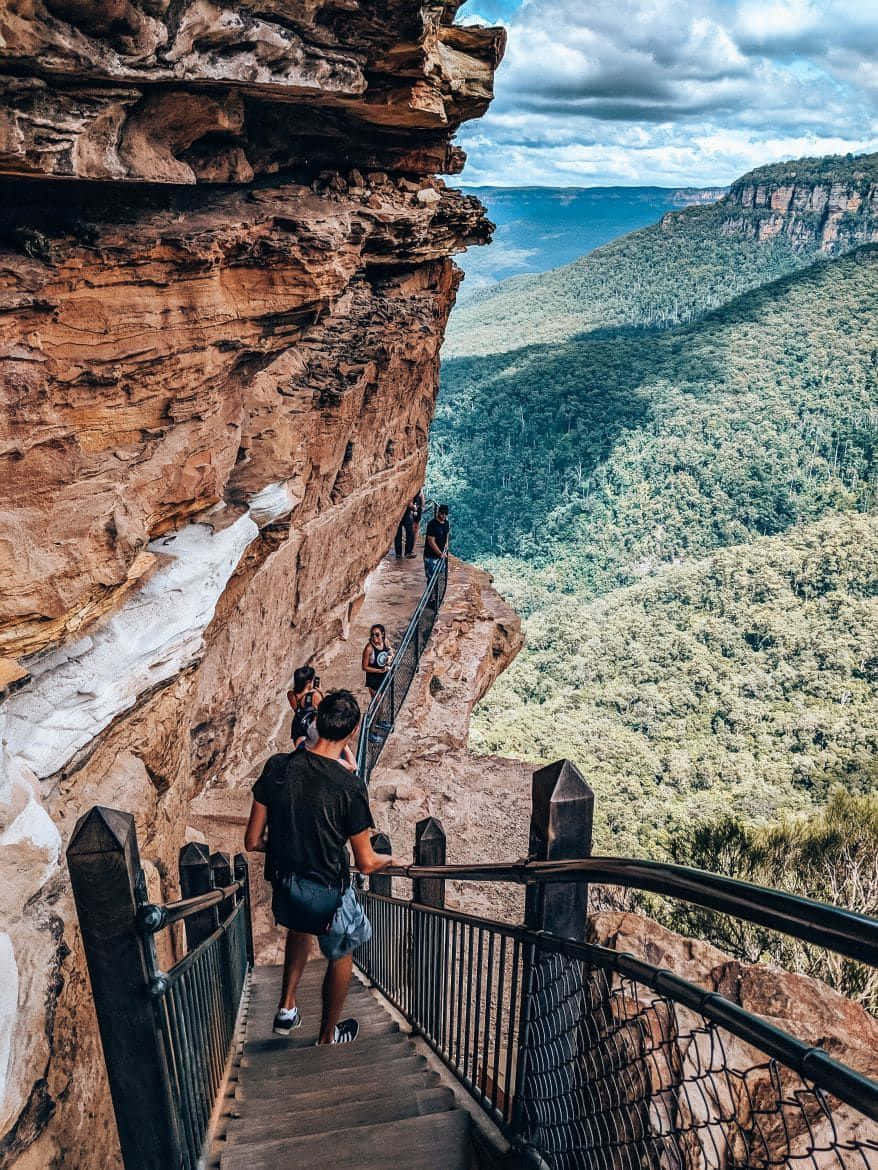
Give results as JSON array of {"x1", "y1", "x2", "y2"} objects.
[
  {"x1": 0, "y1": 4, "x2": 503, "y2": 1166},
  {"x1": 0, "y1": 2, "x2": 504, "y2": 183},
  {"x1": 722, "y1": 162, "x2": 878, "y2": 252}
]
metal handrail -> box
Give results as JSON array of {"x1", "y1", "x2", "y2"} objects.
[
  {"x1": 360, "y1": 889, "x2": 878, "y2": 1124},
  {"x1": 355, "y1": 553, "x2": 448, "y2": 780},
  {"x1": 136, "y1": 882, "x2": 245, "y2": 933},
  {"x1": 371, "y1": 855, "x2": 878, "y2": 967}
]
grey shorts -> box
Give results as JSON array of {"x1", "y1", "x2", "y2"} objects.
[{"x1": 318, "y1": 886, "x2": 372, "y2": 960}]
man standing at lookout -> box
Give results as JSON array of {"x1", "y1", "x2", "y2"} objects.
[
  {"x1": 424, "y1": 503, "x2": 450, "y2": 580},
  {"x1": 244, "y1": 689, "x2": 399, "y2": 1044}
]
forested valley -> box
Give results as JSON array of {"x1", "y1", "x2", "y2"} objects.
[{"x1": 430, "y1": 153, "x2": 878, "y2": 998}]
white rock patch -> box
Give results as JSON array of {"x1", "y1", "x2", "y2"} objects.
[
  {"x1": 0, "y1": 934, "x2": 18, "y2": 1126},
  {"x1": 1, "y1": 513, "x2": 259, "y2": 780}
]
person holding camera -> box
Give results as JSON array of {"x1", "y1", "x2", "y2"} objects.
[
  {"x1": 362, "y1": 623, "x2": 393, "y2": 699},
  {"x1": 288, "y1": 665, "x2": 356, "y2": 770},
  {"x1": 287, "y1": 665, "x2": 323, "y2": 748}
]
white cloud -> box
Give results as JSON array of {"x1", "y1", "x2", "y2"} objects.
[{"x1": 456, "y1": 0, "x2": 878, "y2": 185}]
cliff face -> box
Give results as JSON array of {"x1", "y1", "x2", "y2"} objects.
[
  {"x1": 0, "y1": 5, "x2": 503, "y2": 1166},
  {"x1": 721, "y1": 160, "x2": 878, "y2": 252}
]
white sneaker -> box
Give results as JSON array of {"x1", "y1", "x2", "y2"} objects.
[{"x1": 272, "y1": 1007, "x2": 301, "y2": 1036}]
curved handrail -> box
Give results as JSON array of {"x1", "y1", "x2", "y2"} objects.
[
  {"x1": 361, "y1": 889, "x2": 878, "y2": 1123},
  {"x1": 374, "y1": 854, "x2": 878, "y2": 967},
  {"x1": 355, "y1": 554, "x2": 448, "y2": 781}
]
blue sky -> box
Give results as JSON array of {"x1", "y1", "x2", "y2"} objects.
[{"x1": 456, "y1": 0, "x2": 878, "y2": 186}]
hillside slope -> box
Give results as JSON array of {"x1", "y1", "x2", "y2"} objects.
[
  {"x1": 445, "y1": 152, "x2": 878, "y2": 357},
  {"x1": 453, "y1": 185, "x2": 725, "y2": 301},
  {"x1": 471, "y1": 512, "x2": 878, "y2": 856},
  {"x1": 433, "y1": 246, "x2": 878, "y2": 583}
]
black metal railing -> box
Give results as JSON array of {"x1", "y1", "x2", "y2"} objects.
[
  {"x1": 68, "y1": 808, "x2": 253, "y2": 1170},
  {"x1": 355, "y1": 553, "x2": 448, "y2": 783},
  {"x1": 355, "y1": 760, "x2": 878, "y2": 1169}
]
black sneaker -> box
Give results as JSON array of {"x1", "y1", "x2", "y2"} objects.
[
  {"x1": 333, "y1": 1018, "x2": 359, "y2": 1044},
  {"x1": 272, "y1": 1007, "x2": 301, "y2": 1036}
]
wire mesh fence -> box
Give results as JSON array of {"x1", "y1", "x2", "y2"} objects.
[
  {"x1": 356, "y1": 556, "x2": 448, "y2": 783},
  {"x1": 517, "y1": 948, "x2": 878, "y2": 1170},
  {"x1": 356, "y1": 891, "x2": 878, "y2": 1170}
]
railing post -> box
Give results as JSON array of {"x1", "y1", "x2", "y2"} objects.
[
  {"x1": 67, "y1": 807, "x2": 184, "y2": 1170},
  {"x1": 234, "y1": 853, "x2": 254, "y2": 966},
  {"x1": 210, "y1": 851, "x2": 235, "y2": 1036},
  {"x1": 413, "y1": 818, "x2": 446, "y2": 1043},
  {"x1": 525, "y1": 758, "x2": 593, "y2": 935},
  {"x1": 370, "y1": 832, "x2": 393, "y2": 897},
  {"x1": 179, "y1": 842, "x2": 217, "y2": 950},
  {"x1": 513, "y1": 760, "x2": 594, "y2": 1166}
]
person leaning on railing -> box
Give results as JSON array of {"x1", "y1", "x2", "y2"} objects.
[{"x1": 424, "y1": 503, "x2": 450, "y2": 580}]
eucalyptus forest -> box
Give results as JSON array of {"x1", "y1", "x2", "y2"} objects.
[{"x1": 430, "y1": 154, "x2": 878, "y2": 988}]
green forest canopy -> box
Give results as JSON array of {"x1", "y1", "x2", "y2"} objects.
[
  {"x1": 446, "y1": 152, "x2": 878, "y2": 358},
  {"x1": 430, "y1": 152, "x2": 878, "y2": 951}
]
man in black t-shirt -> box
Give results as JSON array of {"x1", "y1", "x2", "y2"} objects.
[
  {"x1": 245, "y1": 690, "x2": 400, "y2": 1044},
  {"x1": 424, "y1": 503, "x2": 450, "y2": 580}
]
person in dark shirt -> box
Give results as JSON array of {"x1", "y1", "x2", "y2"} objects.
[
  {"x1": 394, "y1": 490, "x2": 425, "y2": 558},
  {"x1": 424, "y1": 503, "x2": 450, "y2": 580},
  {"x1": 244, "y1": 690, "x2": 401, "y2": 1044},
  {"x1": 361, "y1": 623, "x2": 394, "y2": 699},
  {"x1": 287, "y1": 664, "x2": 323, "y2": 748}
]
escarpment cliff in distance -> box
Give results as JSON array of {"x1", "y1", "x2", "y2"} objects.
[
  {"x1": 0, "y1": 4, "x2": 503, "y2": 1166},
  {"x1": 445, "y1": 151, "x2": 878, "y2": 356}
]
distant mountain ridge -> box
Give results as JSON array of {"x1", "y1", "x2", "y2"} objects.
[
  {"x1": 451, "y1": 184, "x2": 726, "y2": 302},
  {"x1": 429, "y1": 149, "x2": 878, "y2": 909},
  {"x1": 721, "y1": 155, "x2": 878, "y2": 253},
  {"x1": 446, "y1": 152, "x2": 878, "y2": 358}
]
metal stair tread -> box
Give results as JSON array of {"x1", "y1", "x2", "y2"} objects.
[
  {"x1": 242, "y1": 1031, "x2": 410, "y2": 1070},
  {"x1": 220, "y1": 1107, "x2": 471, "y2": 1170},
  {"x1": 243, "y1": 1019, "x2": 398, "y2": 1055},
  {"x1": 233, "y1": 1054, "x2": 429, "y2": 1099}
]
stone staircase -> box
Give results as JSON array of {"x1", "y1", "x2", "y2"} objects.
[{"x1": 215, "y1": 963, "x2": 472, "y2": 1170}]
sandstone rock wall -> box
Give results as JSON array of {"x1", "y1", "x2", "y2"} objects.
[
  {"x1": 0, "y1": 5, "x2": 503, "y2": 1166},
  {"x1": 722, "y1": 168, "x2": 878, "y2": 252}
]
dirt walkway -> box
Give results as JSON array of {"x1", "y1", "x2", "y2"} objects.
[{"x1": 314, "y1": 548, "x2": 428, "y2": 712}]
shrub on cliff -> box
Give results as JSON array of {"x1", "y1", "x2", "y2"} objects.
[{"x1": 651, "y1": 789, "x2": 878, "y2": 1011}]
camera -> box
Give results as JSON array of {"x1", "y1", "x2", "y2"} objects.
[{"x1": 313, "y1": 675, "x2": 320, "y2": 688}]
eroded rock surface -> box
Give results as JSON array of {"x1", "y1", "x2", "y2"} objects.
[
  {"x1": 722, "y1": 169, "x2": 878, "y2": 252},
  {"x1": 0, "y1": 2, "x2": 504, "y2": 183},
  {"x1": 0, "y1": 4, "x2": 503, "y2": 1165}
]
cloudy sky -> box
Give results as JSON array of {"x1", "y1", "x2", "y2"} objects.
[{"x1": 456, "y1": 0, "x2": 878, "y2": 187}]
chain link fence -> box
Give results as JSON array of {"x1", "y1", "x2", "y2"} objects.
[{"x1": 357, "y1": 892, "x2": 878, "y2": 1170}]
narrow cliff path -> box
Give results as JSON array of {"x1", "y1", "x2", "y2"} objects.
[{"x1": 314, "y1": 543, "x2": 430, "y2": 711}]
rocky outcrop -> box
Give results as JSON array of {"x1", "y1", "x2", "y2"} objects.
[
  {"x1": 720, "y1": 155, "x2": 878, "y2": 252},
  {"x1": 0, "y1": 2, "x2": 504, "y2": 183},
  {"x1": 589, "y1": 912, "x2": 878, "y2": 1167},
  {"x1": 0, "y1": 5, "x2": 503, "y2": 1166}
]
